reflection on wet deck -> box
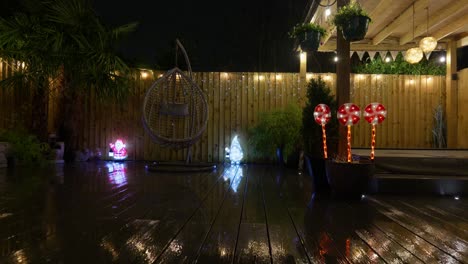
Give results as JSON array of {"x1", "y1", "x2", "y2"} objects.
[{"x1": 0, "y1": 162, "x2": 466, "y2": 263}]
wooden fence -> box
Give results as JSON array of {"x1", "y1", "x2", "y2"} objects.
[
  {"x1": 1, "y1": 61, "x2": 453, "y2": 162},
  {"x1": 458, "y1": 68, "x2": 468, "y2": 148}
]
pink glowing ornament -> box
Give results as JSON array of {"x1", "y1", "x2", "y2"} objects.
[
  {"x1": 337, "y1": 103, "x2": 361, "y2": 163},
  {"x1": 314, "y1": 104, "x2": 331, "y2": 159},
  {"x1": 109, "y1": 139, "x2": 128, "y2": 160},
  {"x1": 364, "y1": 103, "x2": 387, "y2": 161}
]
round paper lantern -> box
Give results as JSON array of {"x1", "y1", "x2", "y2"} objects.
[
  {"x1": 337, "y1": 103, "x2": 360, "y2": 126},
  {"x1": 313, "y1": 104, "x2": 331, "y2": 125},
  {"x1": 419, "y1": 37, "x2": 437, "y2": 54},
  {"x1": 405, "y1": 47, "x2": 423, "y2": 64},
  {"x1": 364, "y1": 103, "x2": 387, "y2": 124}
]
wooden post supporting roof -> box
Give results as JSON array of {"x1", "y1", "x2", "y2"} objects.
[
  {"x1": 336, "y1": 0, "x2": 351, "y2": 157},
  {"x1": 446, "y1": 39, "x2": 458, "y2": 148},
  {"x1": 300, "y1": 52, "x2": 307, "y2": 82}
]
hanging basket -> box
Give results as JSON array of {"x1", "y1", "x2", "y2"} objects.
[
  {"x1": 339, "y1": 15, "x2": 370, "y2": 42},
  {"x1": 300, "y1": 30, "x2": 322, "y2": 52}
]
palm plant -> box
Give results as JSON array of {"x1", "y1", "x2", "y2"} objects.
[{"x1": 0, "y1": 0, "x2": 137, "y2": 160}]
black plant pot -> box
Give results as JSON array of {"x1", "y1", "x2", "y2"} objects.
[
  {"x1": 339, "y1": 15, "x2": 370, "y2": 42},
  {"x1": 304, "y1": 155, "x2": 330, "y2": 196},
  {"x1": 300, "y1": 30, "x2": 322, "y2": 52},
  {"x1": 276, "y1": 147, "x2": 285, "y2": 166},
  {"x1": 325, "y1": 160, "x2": 374, "y2": 199}
]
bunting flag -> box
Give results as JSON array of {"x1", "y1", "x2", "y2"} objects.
[
  {"x1": 367, "y1": 51, "x2": 377, "y2": 60},
  {"x1": 355, "y1": 51, "x2": 366, "y2": 60},
  {"x1": 390, "y1": 51, "x2": 400, "y2": 60},
  {"x1": 350, "y1": 51, "x2": 355, "y2": 58},
  {"x1": 425, "y1": 51, "x2": 432, "y2": 60}
]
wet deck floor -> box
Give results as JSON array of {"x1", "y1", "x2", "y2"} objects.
[{"x1": 0, "y1": 162, "x2": 466, "y2": 263}]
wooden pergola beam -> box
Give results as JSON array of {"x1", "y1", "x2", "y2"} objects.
[
  {"x1": 399, "y1": 0, "x2": 468, "y2": 45},
  {"x1": 318, "y1": 38, "x2": 447, "y2": 51},
  {"x1": 433, "y1": 14, "x2": 468, "y2": 40},
  {"x1": 372, "y1": 0, "x2": 428, "y2": 45}
]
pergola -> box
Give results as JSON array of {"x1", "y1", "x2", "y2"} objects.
[
  {"x1": 301, "y1": 0, "x2": 468, "y2": 149},
  {"x1": 304, "y1": 0, "x2": 468, "y2": 52}
]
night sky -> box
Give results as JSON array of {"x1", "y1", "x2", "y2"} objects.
[{"x1": 92, "y1": 0, "x2": 312, "y2": 72}]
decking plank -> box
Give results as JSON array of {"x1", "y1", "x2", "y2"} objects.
[
  {"x1": 262, "y1": 166, "x2": 310, "y2": 263},
  {"x1": 195, "y1": 165, "x2": 249, "y2": 263},
  {"x1": 369, "y1": 208, "x2": 460, "y2": 263},
  {"x1": 233, "y1": 165, "x2": 271, "y2": 263},
  {"x1": 156, "y1": 166, "x2": 242, "y2": 263},
  {"x1": 368, "y1": 196, "x2": 468, "y2": 262}
]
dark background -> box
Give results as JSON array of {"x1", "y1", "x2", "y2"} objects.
[
  {"x1": 92, "y1": 0, "x2": 316, "y2": 72},
  {"x1": 1, "y1": 0, "x2": 466, "y2": 72}
]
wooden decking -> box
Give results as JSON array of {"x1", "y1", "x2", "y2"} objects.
[{"x1": 0, "y1": 162, "x2": 466, "y2": 263}]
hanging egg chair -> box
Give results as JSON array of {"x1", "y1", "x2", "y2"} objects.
[{"x1": 142, "y1": 40, "x2": 214, "y2": 171}]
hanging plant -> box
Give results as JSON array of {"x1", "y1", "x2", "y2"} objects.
[
  {"x1": 289, "y1": 23, "x2": 327, "y2": 52},
  {"x1": 332, "y1": 2, "x2": 371, "y2": 42}
]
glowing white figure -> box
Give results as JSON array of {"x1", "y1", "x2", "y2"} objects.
[
  {"x1": 223, "y1": 165, "x2": 243, "y2": 193},
  {"x1": 225, "y1": 135, "x2": 243, "y2": 164}
]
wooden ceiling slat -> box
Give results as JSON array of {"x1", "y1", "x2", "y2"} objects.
[
  {"x1": 399, "y1": 0, "x2": 468, "y2": 45},
  {"x1": 433, "y1": 14, "x2": 468, "y2": 40},
  {"x1": 372, "y1": 0, "x2": 428, "y2": 45}
]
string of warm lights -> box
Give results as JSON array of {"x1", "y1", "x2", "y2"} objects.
[
  {"x1": 347, "y1": 125, "x2": 352, "y2": 163},
  {"x1": 322, "y1": 124, "x2": 328, "y2": 159},
  {"x1": 370, "y1": 124, "x2": 376, "y2": 160}
]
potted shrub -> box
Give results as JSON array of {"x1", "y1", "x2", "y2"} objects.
[
  {"x1": 325, "y1": 103, "x2": 374, "y2": 199},
  {"x1": 248, "y1": 104, "x2": 302, "y2": 165},
  {"x1": 332, "y1": 2, "x2": 371, "y2": 42},
  {"x1": 302, "y1": 77, "x2": 338, "y2": 197},
  {"x1": 289, "y1": 23, "x2": 327, "y2": 52},
  {"x1": 0, "y1": 129, "x2": 51, "y2": 167}
]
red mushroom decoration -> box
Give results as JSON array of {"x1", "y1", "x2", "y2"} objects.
[
  {"x1": 314, "y1": 104, "x2": 331, "y2": 159},
  {"x1": 337, "y1": 103, "x2": 360, "y2": 163},
  {"x1": 364, "y1": 103, "x2": 387, "y2": 161}
]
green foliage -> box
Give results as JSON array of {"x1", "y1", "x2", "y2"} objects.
[
  {"x1": 248, "y1": 104, "x2": 302, "y2": 161},
  {"x1": 302, "y1": 77, "x2": 339, "y2": 158},
  {"x1": 353, "y1": 53, "x2": 446, "y2": 75},
  {"x1": 289, "y1": 23, "x2": 327, "y2": 39},
  {"x1": 332, "y1": 2, "x2": 371, "y2": 28},
  {"x1": 0, "y1": 129, "x2": 52, "y2": 165},
  {"x1": 0, "y1": 0, "x2": 138, "y2": 100}
]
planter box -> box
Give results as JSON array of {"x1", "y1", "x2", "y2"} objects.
[
  {"x1": 325, "y1": 160, "x2": 375, "y2": 199},
  {"x1": 0, "y1": 142, "x2": 10, "y2": 168}
]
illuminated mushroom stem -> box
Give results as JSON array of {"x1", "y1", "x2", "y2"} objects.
[
  {"x1": 321, "y1": 124, "x2": 328, "y2": 159},
  {"x1": 347, "y1": 125, "x2": 352, "y2": 163},
  {"x1": 371, "y1": 124, "x2": 376, "y2": 161}
]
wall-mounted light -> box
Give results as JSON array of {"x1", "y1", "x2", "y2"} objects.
[
  {"x1": 141, "y1": 71, "x2": 149, "y2": 79},
  {"x1": 385, "y1": 57, "x2": 391, "y2": 63},
  {"x1": 334, "y1": 56, "x2": 338, "y2": 62},
  {"x1": 325, "y1": 8, "x2": 331, "y2": 17},
  {"x1": 300, "y1": 52, "x2": 307, "y2": 61},
  {"x1": 439, "y1": 56, "x2": 446, "y2": 63}
]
